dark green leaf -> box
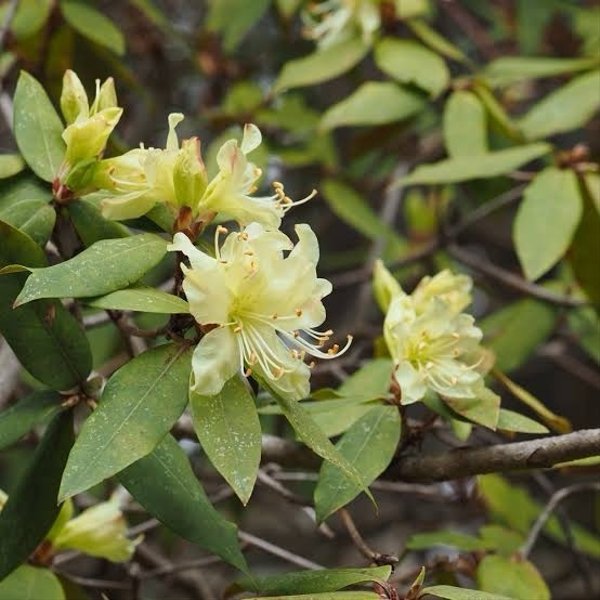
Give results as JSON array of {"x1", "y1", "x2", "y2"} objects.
[
  {"x1": 86, "y1": 287, "x2": 189, "y2": 314},
  {"x1": 67, "y1": 199, "x2": 129, "y2": 246},
  {"x1": 59, "y1": 343, "x2": 191, "y2": 500},
  {"x1": 14, "y1": 233, "x2": 168, "y2": 306},
  {"x1": 13, "y1": 71, "x2": 65, "y2": 182},
  {"x1": 60, "y1": 1, "x2": 125, "y2": 55},
  {"x1": 0, "y1": 391, "x2": 63, "y2": 451},
  {"x1": 321, "y1": 82, "x2": 424, "y2": 130},
  {"x1": 0, "y1": 411, "x2": 74, "y2": 580},
  {"x1": 0, "y1": 565, "x2": 65, "y2": 600},
  {"x1": 190, "y1": 376, "x2": 261, "y2": 505},
  {"x1": 119, "y1": 434, "x2": 248, "y2": 572},
  {"x1": 314, "y1": 405, "x2": 400, "y2": 520},
  {"x1": 443, "y1": 91, "x2": 488, "y2": 157}
]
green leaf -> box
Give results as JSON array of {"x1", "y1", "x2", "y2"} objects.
[
  {"x1": 472, "y1": 83, "x2": 522, "y2": 142},
  {"x1": 476, "y1": 555, "x2": 550, "y2": 600},
  {"x1": 238, "y1": 566, "x2": 391, "y2": 595},
  {"x1": 60, "y1": 0, "x2": 125, "y2": 55},
  {"x1": 0, "y1": 411, "x2": 74, "y2": 580},
  {"x1": 478, "y1": 525, "x2": 524, "y2": 556},
  {"x1": 338, "y1": 359, "x2": 394, "y2": 398},
  {"x1": 481, "y1": 299, "x2": 555, "y2": 372},
  {"x1": 87, "y1": 287, "x2": 189, "y2": 314},
  {"x1": 321, "y1": 179, "x2": 406, "y2": 256},
  {"x1": 14, "y1": 233, "x2": 168, "y2": 306},
  {"x1": 374, "y1": 38, "x2": 449, "y2": 97},
  {"x1": 568, "y1": 307, "x2": 600, "y2": 363},
  {"x1": 401, "y1": 144, "x2": 551, "y2": 186},
  {"x1": 67, "y1": 198, "x2": 130, "y2": 246},
  {"x1": 0, "y1": 565, "x2": 65, "y2": 600},
  {"x1": 484, "y1": 56, "x2": 599, "y2": 86},
  {"x1": 0, "y1": 154, "x2": 25, "y2": 179},
  {"x1": 321, "y1": 81, "x2": 424, "y2": 131},
  {"x1": 274, "y1": 38, "x2": 369, "y2": 93},
  {"x1": 443, "y1": 389, "x2": 500, "y2": 430},
  {"x1": 443, "y1": 91, "x2": 488, "y2": 157},
  {"x1": 514, "y1": 168, "x2": 582, "y2": 281},
  {"x1": 271, "y1": 388, "x2": 373, "y2": 510},
  {"x1": 314, "y1": 405, "x2": 401, "y2": 520},
  {"x1": 0, "y1": 222, "x2": 92, "y2": 389},
  {"x1": 496, "y1": 409, "x2": 549, "y2": 434},
  {"x1": 59, "y1": 343, "x2": 192, "y2": 500},
  {"x1": 207, "y1": 0, "x2": 271, "y2": 52},
  {"x1": 406, "y1": 19, "x2": 469, "y2": 63},
  {"x1": 521, "y1": 70, "x2": 600, "y2": 140},
  {"x1": 13, "y1": 71, "x2": 65, "y2": 182},
  {"x1": 190, "y1": 376, "x2": 261, "y2": 505},
  {"x1": 0, "y1": 391, "x2": 63, "y2": 451},
  {"x1": 119, "y1": 434, "x2": 248, "y2": 572},
  {"x1": 252, "y1": 594, "x2": 380, "y2": 600},
  {"x1": 421, "y1": 585, "x2": 514, "y2": 600},
  {"x1": 1, "y1": 0, "x2": 54, "y2": 39},
  {"x1": 407, "y1": 530, "x2": 488, "y2": 552}
]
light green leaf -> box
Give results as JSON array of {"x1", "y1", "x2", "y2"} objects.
[
  {"x1": 514, "y1": 168, "x2": 582, "y2": 281},
  {"x1": 407, "y1": 530, "x2": 488, "y2": 552},
  {"x1": 472, "y1": 83, "x2": 522, "y2": 142},
  {"x1": 0, "y1": 411, "x2": 74, "y2": 580},
  {"x1": 375, "y1": 38, "x2": 449, "y2": 97},
  {"x1": 59, "y1": 343, "x2": 192, "y2": 500},
  {"x1": 421, "y1": 585, "x2": 514, "y2": 600},
  {"x1": 60, "y1": 0, "x2": 125, "y2": 55},
  {"x1": 14, "y1": 233, "x2": 168, "y2": 306},
  {"x1": 0, "y1": 154, "x2": 25, "y2": 179},
  {"x1": 238, "y1": 566, "x2": 391, "y2": 595},
  {"x1": 190, "y1": 376, "x2": 261, "y2": 505},
  {"x1": 478, "y1": 525, "x2": 524, "y2": 556},
  {"x1": 443, "y1": 91, "x2": 488, "y2": 157},
  {"x1": 496, "y1": 409, "x2": 549, "y2": 434},
  {"x1": 407, "y1": 19, "x2": 469, "y2": 63},
  {"x1": 119, "y1": 434, "x2": 248, "y2": 572},
  {"x1": 477, "y1": 555, "x2": 550, "y2": 600},
  {"x1": 0, "y1": 391, "x2": 63, "y2": 451},
  {"x1": 338, "y1": 359, "x2": 394, "y2": 398},
  {"x1": 521, "y1": 70, "x2": 600, "y2": 140},
  {"x1": 401, "y1": 144, "x2": 551, "y2": 186},
  {"x1": 87, "y1": 287, "x2": 189, "y2": 314},
  {"x1": 568, "y1": 307, "x2": 600, "y2": 363},
  {"x1": 481, "y1": 298, "x2": 555, "y2": 372},
  {"x1": 321, "y1": 179, "x2": 406, "y2": 257},
  {"x1": 13, "y1": 71, "x2": 65, "y2": 182},
  {"x1": 274, "y1": 38, "x2": 369, "y2": 93},
  {"x1": 314, "y1": 405, "x2": 401, "y2": 520},
  {"x1": 0, "y1": 565, "x2": 65, "y2": 600},
  {"x1": 485, "y1": 56, "x2": 598, "y2": 86},
  {"x1": 443, "y1": 389, "x2": 500, "y2": 430},
  {"x1": 67, "y1": 198, "x2": 130, "y2": 246},
  {"x1": 252, "y1": 594, "x2": 380, "y2": 600},
  {"x1": 321, "y1": 81, "x2": 424, "y2": 131}
]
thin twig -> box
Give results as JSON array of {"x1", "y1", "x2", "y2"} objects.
[
  {"x1": 56, "y1": 572, "x2": 130, "y2": 590},
  {"x1": 139, "y1": 555, "x2": 224, "y2": 579},
  {"x1": 520, "y1": 482, "x2": 600, "y2": 558}
]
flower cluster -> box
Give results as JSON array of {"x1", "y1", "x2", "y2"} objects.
[{"x1": 375, "y1": 261, "x2": 494, "y2": 405}]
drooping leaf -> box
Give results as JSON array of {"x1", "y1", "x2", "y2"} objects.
[
  {"x1": 406, "y1": 19, "x2": 469, "y2": 63},
  {"x1": 237, "y1": 566, "x2": 391, "y2": 595},
  {"x1": 0, "y1": 391, "x2": 63, "y2": 451},
  {"x1": 421, "y1": 585, "x2": 513, "y2": 600},
  {"x1": 443, "y1": 389, "x2": 500, "y2": 430},
  {"x1": 0, "y1": 154, "x2": 25, "y2": 179},
  {"x1": 274, "y1": 38, "x2": 369, "y2": 93},
  {"x1": 0, "y1": 411, "x2": 74, "y2": 580},
  {"x1": 443, "y1": 91, "x2": 488, "y2": 157},
  {"x1": 0, "y1": 565, "x2": 65, "y2": 600},
  {"x1": 514, "y1": 168, "x2": 582, "y2": 281},
  {"x1": 67, "y1": 198, "x2": 130, "y2": 246},
  {"x1": 86, "y1": 287, "x2": 189, "y2": 314},
  {"x1": 190, "y1": 376, "x2": 261, "y2": 506},
  {"x1": 314, "y1": 405, "x2": 401, "y2": 520},
  {"x1": 521, "y1": 69, "x2": 600, "y2": 140},
  {"x1": 472, "y1": 83, "x2": 522, "y2": 142},
  {"x1": 13, "y1": 71, "x2": 65, "y2": 182},
  {"x1": 119, "y1": 434, "x2": 248, "y2": 572},
  {"x1": 60, "y1": 0, "x2": 125, "y2": 55},
  {"x1": 375, "y1": 38, "x2": 449, "y2": 97},
  {"x1": 321, "y1": 81, "x2": 424, "y2": 130},
  {"x1": 476, "y1": 555, "x2": 550, "y2": 600},
  {"x1": 496, "y1": 409, "x2": 549, "y2": 434},
  {"x1": 59, "y1": 343, "x2": 192, "y2": 500},
  {"x1": 14, "y1": 233, "x2": 168, "y2": 306},
  {"x1": 401, "y1": 144, "x2": 551, "y2": 186},
  {"x1": 406, "y1": 530, "x2": 489, "y2": 552},
  {"x1": 481, "y1": 298, "x2": 555, "y2": 373},
  {"x1": 0, "y1": 222, "x2": 92, "y2": 389}
]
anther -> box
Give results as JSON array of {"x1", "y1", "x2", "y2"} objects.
[
  {"x1": 295, "y1": 308, "x2": 303, "y2": 317},
  {"x1": 244, "y1": 367, "x2": 253, "y2": 377}
]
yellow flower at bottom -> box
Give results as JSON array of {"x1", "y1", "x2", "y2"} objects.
[{"x1": 169, "y1": 223, "x2": 351, "y2": 400}]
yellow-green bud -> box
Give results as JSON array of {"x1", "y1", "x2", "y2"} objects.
[
  {"x1": 60, "y1": 70, "x2": 89, "y2": 125},
  {"x1": 372, "y1": 259, "x2": 403, "y2": 313}
]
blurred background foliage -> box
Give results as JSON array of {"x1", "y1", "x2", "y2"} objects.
[{"x1": 0, "y1": 0, "x2": 599, "y2": 598}]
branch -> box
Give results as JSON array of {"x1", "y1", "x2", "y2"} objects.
[{"x1": 392, "y1": 429, "x2": 600, "y2": 482}]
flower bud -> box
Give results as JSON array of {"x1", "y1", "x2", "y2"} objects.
[
  {"x1": 372, "y1": 259, "x2": 403, "y2": 313},
  {"x1": 90, "y1": 77, "x2": 117, "y2": 114},
  {"x1": 60, "y1": 70, "x2": 89, "y2": 125},
  {"x1": 173, "y1": 137, "x2": 208, "y2": 210}
]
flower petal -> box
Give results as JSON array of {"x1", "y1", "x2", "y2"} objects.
[{"x1": 240, "y1": 123, "x2": 262, "y2": 155}]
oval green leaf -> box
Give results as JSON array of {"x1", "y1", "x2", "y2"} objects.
[
  {"x1": 0, "y1": 154, "x2": 25, "y2": 179},
  {"x1": 190, "y1": 375, "x2": 261, "y2": 505},
  {"x1": 497, "y1": 408, "x2": 549, "y2": 434},
  {"x1": 14, "y1": 233, "x2": 168, "y2": 306},
  {"x1": 13, "y1": 71, "x2": 65, "y2": 182},
  {"x1": 421, "y1": 585, "x2": 514, "y2": 600},
  {"x1": 443, "y1": 91, "x2": 488, "y2": 157},
  {"x1": 59, "y1": 343, "x2": 192, "y2": 500},
  {"x1": 67, "y1": 198, "x2": 130, "y2": 246},
  {"x1": 0, "y1": 565, "x2": 65, "y2": 600},
  {"x1": 87, "y1": 287, "x2": 189, "y2": 314},
  {"x1": 314, "y1": 405, "x2": 401, "y2": 521},
  {"x1": 118, "y1": 434, "x2": 248, "y2": 573}
]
